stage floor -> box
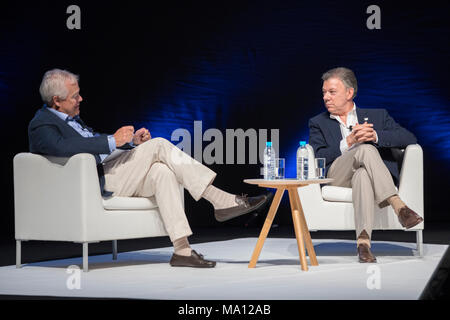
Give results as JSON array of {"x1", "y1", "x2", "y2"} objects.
[{"x1": 0, "y1": 238, "x2": 447, "y2": 300}]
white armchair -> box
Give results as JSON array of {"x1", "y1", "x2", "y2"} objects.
[
  {"x1": 297, "y1": 144, "x2": 424, "y2": 256},
  {"x1": 13, "y1": 153, "x2": 182, "y2": 271}
]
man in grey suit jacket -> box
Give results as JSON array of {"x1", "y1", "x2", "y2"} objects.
[{"x1": 308, "y1": 67, "x2": 423, "y2": 263}]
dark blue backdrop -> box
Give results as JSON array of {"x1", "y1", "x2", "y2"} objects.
[{"x1": 1, "y1": 0, "x2": 449, "y2": 242}]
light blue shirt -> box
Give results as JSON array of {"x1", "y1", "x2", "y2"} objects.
[{"x1": 47, "y1": 107, "x2": 116, "y2": 162}]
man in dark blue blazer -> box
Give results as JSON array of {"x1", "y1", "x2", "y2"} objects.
[
  {"x1": 28, "y1": 105, "x2": 135, "y2": 197},
  {"x1": 308, "y1": 67, "x2": 423, "y2": 263},
  {"x1": 28, "y1": 69, "x2": 267, "y2": 268}
]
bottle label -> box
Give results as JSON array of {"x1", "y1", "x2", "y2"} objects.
[
  {"x1": 297, "y1": 156, "x2": 309, "y2": 180},
  {"x1": 264, "y1": 150, "x2": 276, "y2": 180}
]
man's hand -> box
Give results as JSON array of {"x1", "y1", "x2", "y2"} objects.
[
  {"x1": 346, "y1": 122, "x2": 377, "y2": 147},
  {"x1": 113, "y1": 126, "x2": 135, "y2": 147},
  {"x1": 132, "y1": 127, "x2": 151, "y2": 145}
]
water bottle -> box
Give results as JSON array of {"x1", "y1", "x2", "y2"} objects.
[
  {"x1": 297, "y1": 141, "x2": 309, "y2": 180},
  {"x1": 263, "y1": 141, "x2": 276, "y2": 180}
]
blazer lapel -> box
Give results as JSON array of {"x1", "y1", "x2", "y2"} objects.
[
  {"x1": 324, "y1": 114, "x2": 342, "y2": 146},
  {"x1": 356, "y1": 107, "x2": 368, "y2": 124}
]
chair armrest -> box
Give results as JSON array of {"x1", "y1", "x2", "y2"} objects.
[
  {"x1": 13, "y1": 153, "x2": 102, "y2": 241},
  {"x1": 398, "y1": 144, "x2": 423, "y2": 218}
]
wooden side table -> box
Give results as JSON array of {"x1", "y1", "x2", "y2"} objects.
[{"x1": 244, "y1": 178, "x2": 333, "y2": 271}]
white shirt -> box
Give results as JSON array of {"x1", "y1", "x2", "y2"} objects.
[{"x1": 329, "y1": 103, "x2": 378, "y2": 154}]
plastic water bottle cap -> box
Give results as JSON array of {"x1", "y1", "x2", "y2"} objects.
[
  {"x1": 299, "y1": 141, "x2": 306, "y2": 146},
  {"x1": 266, "y1": 142, "x2": 272, "y2": 147}
]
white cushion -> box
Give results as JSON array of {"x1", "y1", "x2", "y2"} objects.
[
  {"x1": 321, "y1": 186, "x2": 353, "y2": 202},
  {"x1": 321, "y1": 185, "x2": 399, "y2": 203},
  {"x1": 102, "y1": 196, "x2": 158, "y2": 210}
]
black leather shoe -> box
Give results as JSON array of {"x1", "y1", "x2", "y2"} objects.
[
  {"x1": 214, "y1": 194, "x2": 268, "y2": 222},
  {"x1": 170, "y1": 250, "x2": 216, "y2": 268}
]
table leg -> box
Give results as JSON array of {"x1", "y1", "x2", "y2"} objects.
[
  {"x1": 292, "y1": 188, "x2": 318, "y2": 266},
  {"x1": 288, "y1": 188, "x2": 308, "y2": 271},
  {"x1": 248, "y1": 188, "x2": 285, "y2": 268}
]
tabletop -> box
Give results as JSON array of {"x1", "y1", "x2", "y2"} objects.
[{"x1": 244, "y1": 178, "x2": 333, "y2": 187}]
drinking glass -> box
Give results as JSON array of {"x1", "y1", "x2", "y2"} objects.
[
  {"x1": 315, "y1": 158, "x2": 326, "y2": 179},
  {"x1": 275, "y1": 158, "x2": 285, "y2": 179}
]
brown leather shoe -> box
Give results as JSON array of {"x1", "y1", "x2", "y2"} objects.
[
  {"x1": 398, "y1": 206, "x2": 424, "y2": 229},
  {"x1": 214, "y1": 194, "x2": 268, "y2": 222},
  {"x1": 170, "y1": 250, "x2": 216, "y2": 268},
  {"x1": 357, "y1": 243, "x2": 377, "y2": 263}
]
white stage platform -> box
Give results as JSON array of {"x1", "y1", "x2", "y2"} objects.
[{"x1": 0, "y1": 238, "x2": 447, "y2": 300}]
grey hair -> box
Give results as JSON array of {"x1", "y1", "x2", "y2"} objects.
[
  {"x1": 321, "y1": 67, "x2": 358, "y2": 99},
  {"x1": 39, "y1": 69, "x2": 79, "y2": 106}
]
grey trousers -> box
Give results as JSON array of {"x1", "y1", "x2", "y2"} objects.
[
  {"x1": 327, "y1": 144, "x2": 398, "y2": 239},
  {"x1": 102, "y1": 137, "x2": 217, "y2": 242}
]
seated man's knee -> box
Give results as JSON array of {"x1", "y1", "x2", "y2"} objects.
[
  {"x1": 356, "y1": 143, "x2": 377, "y2": 152},
  {"x1": 355, "y1": 144, "x2": 378, "y2": 157},
  {"x1": 139, "y1": 136, "x2": 171, "y2": 151},
  {"x1": 141, "y1": 136, "x2": 165, "y2": 146},
  {"x1": 152, "y1": 137, "x2": 167, "y2": 143}
]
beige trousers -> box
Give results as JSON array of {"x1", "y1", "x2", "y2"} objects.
[
  {"x1": 102, "y1": 137, "x2": 217, "y2": 242},
  {"x1": 327, "y1": 144, "x2": 398, "y2": 239}
]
